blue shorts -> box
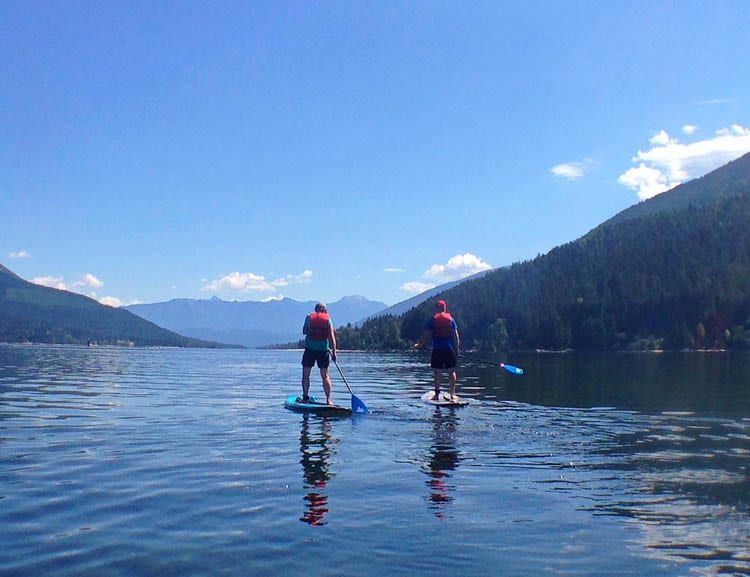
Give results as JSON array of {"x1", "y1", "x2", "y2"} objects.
[
  {"x1": 302, "y1": 348, "x2": 330, "y2": 369},
  {"x1": 431, "y1": 348, "x2": 456, "y2": 369}
]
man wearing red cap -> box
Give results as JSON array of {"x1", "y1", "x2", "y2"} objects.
[{"x1": 414, "y1": 299, "x2": 461, "y2": 400}]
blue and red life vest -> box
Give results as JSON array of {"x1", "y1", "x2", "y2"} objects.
[
  {"x1": 432, "y1": 312, "x2": 454, "y2": 338},
  {"x1": 307, "y1": 312, "x2": 331, "y2": 341}
]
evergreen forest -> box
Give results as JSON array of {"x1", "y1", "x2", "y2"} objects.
[{"x1": 337, "y1": 153, "x2": 750, "y2": 352}]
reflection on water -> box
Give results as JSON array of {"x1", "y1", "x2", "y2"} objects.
[
  {"x1": 422, "y1": 407, "x2": 462, "y2": 518},
  {"x1": 585, "y1": 413, "x2": 750, "y2": 575},
  {"x1": 298, "y1": 415, "x2": 337, "y2": 526},
  {"x1": 2, "y1": 345, "x2": 750, "y2": 577}
]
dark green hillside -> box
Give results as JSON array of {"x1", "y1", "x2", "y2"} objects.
[
  {"x1": 341, "y1": 154, "x2": 750, "y2": 352},
  {"x1": 0, "y1": 265, "x2": 233, "y2": 347}
]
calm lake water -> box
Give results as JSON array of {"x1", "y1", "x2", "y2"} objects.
[{"x1": 1, "y1": 344, "x2": 749, "y2": 577}]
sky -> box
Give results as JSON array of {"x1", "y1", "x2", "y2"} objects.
[{"x1": 2, "y1": 1, "x2": 750, "y2": 307}]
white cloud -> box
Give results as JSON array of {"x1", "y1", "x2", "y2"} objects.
[
  {"x1": 384, "y1": 267, "x2": 405, "y2": 273},
  {"x1": 400, "y1": 253, "x2": 493, "y2": 294},
  {"x1": 649, "y1": 130, "x2": 674, "y2": 146},
  {"x1": 72, "y1": 273, "x2": 104, "y2": 289},
  {"x1": 29, "y1": 272, "x2": 132, "y2": 307},
  {"x1": 617, "y1": 164, "x2": 669, "y2": 202},
  {"x1": 619, "y1": 124, "x2": 750, "y2": 200},
  {"x1": 31, "y1": 273, "x2": 105, "y2": 292},
  {"x1": 400, "y1": 281, "x2": 435, "y2": 294},
  {"x1": 202, "y1": 271, "x2": 274, "y2": 292},
  {"x1": 202, "y1": 269, "x2": 313, "y2": 293},
  {"x1": 31, "y1": 275, "x2": 67, "y2": 290},
  {"x1": 551, "y1": 162, "x2": 585, "y2": 180},
  {"x1": 424, "y1": 253, "x2": 493, "y2": 282},
  {"x1": 98, "y1": 296, "x2": 122, "y2": 307},
  {"x1": 9, "y1": 250, "x2": 31, "y2": 259},
  {"x1": 271, "y1": 270, "x2": 313, "y2": 288},
  {"x1": 262, "y1": 294, "x2": 285, "y2": 302},
  {"x1": 682, "y1": 124, "x2": 697, "y2": 135}
]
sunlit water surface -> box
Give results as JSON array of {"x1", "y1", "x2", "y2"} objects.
[{"x1": 1, "y1": 345, "x2": 749, "y2": 576}]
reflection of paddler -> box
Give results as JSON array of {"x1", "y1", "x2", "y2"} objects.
[
  {"x1": 299, "y1": 414, "x2": 336, "y2": 526},
  {"x1": 423, "y1": 407, "x2": 461, "y2": 517}
]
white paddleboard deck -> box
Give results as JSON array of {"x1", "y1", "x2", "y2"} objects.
[{"x1": 421, "y1": 391, "x2": 469, "y2": 407}]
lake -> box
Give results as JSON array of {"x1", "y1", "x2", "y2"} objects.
[{"x1": 1, "y1": 344, "x2": 749, "y2": 576}]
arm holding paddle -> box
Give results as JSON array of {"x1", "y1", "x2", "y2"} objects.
[
  {"x1": 413, "y1": 330, "x2": 430, "y2": 350},
  {"x1": 328, "y1": 324, "x2": 337, "y2": 362}
]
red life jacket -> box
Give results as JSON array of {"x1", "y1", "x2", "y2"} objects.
[
  {"x1": 433, "y1": 312, "x2": 453, "y2": 338},
  {"x1": 308, "y1": 312, "x2": 330, "y2": 341}
]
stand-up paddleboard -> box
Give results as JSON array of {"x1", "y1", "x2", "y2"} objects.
[
  {"x1": 284, "y1": 395, "x2": 353, "y2": 417},
  {"x1": 420, "y1": 391, "x2": 469, "y2": 407}
]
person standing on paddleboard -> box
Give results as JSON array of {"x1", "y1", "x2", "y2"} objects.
[
  {"x1": 414, "y1": 299, "x2": 461, "y2": 400},
  {"x1": 301, "y1": 302, "x2": 338, "y2": 406}
]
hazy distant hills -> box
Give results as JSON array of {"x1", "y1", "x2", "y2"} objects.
[
  {"x1": 125, "y1": 295, "x2": 387, "y2": 347},
  {"x1": 0, "y1": 264, "x2": 230, "y2": 347}
]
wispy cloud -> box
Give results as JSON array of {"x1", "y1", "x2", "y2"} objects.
[
  {"x1": 9, "y1": 250, "x2": 31, "y2": 259},
  {"x1": 384, "y1": 267, "x2": 405, "y2": 273},
  {"x1": 551, "y1": 162, "x2": 585, "y2": 180},
  {"x1": 99, "y1": 296, "x2": 126, "y2": 307},
  {"x1": 30, "y1": 275, "x2": 67, "y2": 290},
  {"x1": 696, "y1": 98, "x2": 731, "y2": 106},
  {"x1": 262, "y1": 294, "x2": 285, "y2": 302},
  {"x1": 400, "y1": 253, "x2": 492, "y2": 294},
  {"x1": 682, "y1": 124, "x2": 697, "y2": 135},
  {"x1": 72, "y1": 273, "x2": 104, "y2": 289},
  {"x1": 201, "y1": 269, "x2": 313, "y2": 294},
  {"x1": 400, "y1": 281, "x2": 435, "y2": 294},
  {"x1": 619, "y1": 124, "x2": 750, "y2": 200},
  {"x1": 29, "y1": 272, "x2": 128, "y2": 307}
]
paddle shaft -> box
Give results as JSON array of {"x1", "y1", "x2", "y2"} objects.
[
  {"x1": 458, "y1": 354, "x2": 524, "y2": 375},
  {"x1": 333, "y1": 358, "x2": 355, "y2": 395},
  {"x1": 333, "y1": 357, "x2": 369, "y2": 413}
]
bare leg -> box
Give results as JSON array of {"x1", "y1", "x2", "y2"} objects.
[
  {"x1": 433, "y1": 369, "x2": 442, "y2": 400},
  {"x1": 449, "y1": 369, "x2": 457, "y2": 399},
  {"x1": 320, "y1": 367, "x2": 333, "y2": 405},
  {"x1": 302, "y1": 366, "x2": 312, "y2": 400}
]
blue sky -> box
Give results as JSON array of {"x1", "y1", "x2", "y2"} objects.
[{"x1": 2, "y1": 1, "x2": 749, "y2": 307}]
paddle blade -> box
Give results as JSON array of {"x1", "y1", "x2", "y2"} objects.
[
  {"x1": 351, "y1": 394, "x2": 369, "y2": 414},
  {"x1": 501, "y1": 363, "x2": 524, "y2": 375}
]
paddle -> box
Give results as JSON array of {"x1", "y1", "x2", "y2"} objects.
[
  {"x1": 333, "y1": 357, "x2": 369, "y2": 413},
  {"x1": 459, "y1": 354, "x2": 524, "y2": 375}
]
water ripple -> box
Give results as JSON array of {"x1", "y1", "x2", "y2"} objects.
[{"x1": 1, "y1": 346, "x2": 750, "y2": 576}]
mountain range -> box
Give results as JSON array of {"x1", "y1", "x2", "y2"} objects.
[
  {"x1": 125, "y1": 295, "x2": 387, "y2": 348},
  {"x1": 4, "y1": 152, "x2": 750, "y2": 350}
]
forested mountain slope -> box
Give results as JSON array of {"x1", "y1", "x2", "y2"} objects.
[
  {"x1": 343, "y1": 153, "x2": 750, "y2": 351},
  {"x1": 0, "y1": 264, "x2": 229, "y2": 347}
]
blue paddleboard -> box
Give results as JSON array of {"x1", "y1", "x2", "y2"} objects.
[
  {"x1": 284, "y1": 395, "x2": 353, "y2": 417},
  {"x1": 421, "y1": 391, "x2": 469, "y2": 407}
]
